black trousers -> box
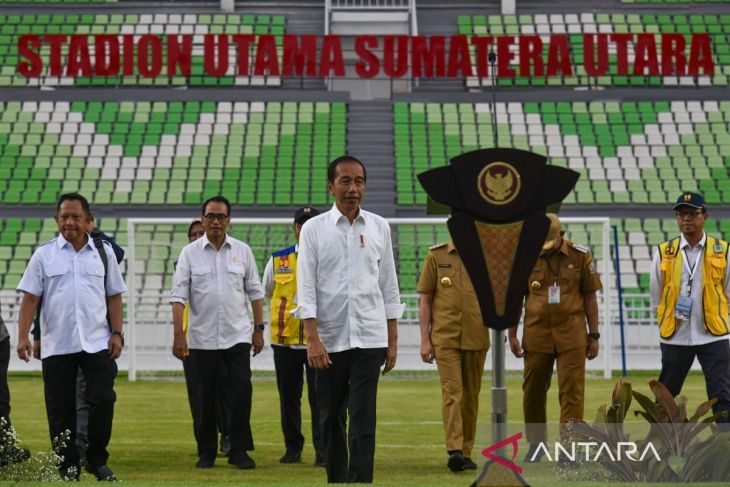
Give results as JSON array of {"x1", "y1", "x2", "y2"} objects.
[
  {"x1": 183, "y1": 358, "x2": 230, "y2": 440},
  {"x1": 273, "y1": 345, "x2": 322, "y2": 456},
  {"x1": 0, "y1": 337, "x2": 10, "y2": 425},
  {"x1": 659, "y1": 340, "x2": 730, "y2": 426},
  {"x1": 317, "y1": 347, "x2": 386, "y2": 484},
  {"x1": 187, "y1": 343, "x2": 253, "y2": 460},
  {"x1": 42, "y1": 351, "x2": 118, "y2": 470},
  {"x1": 76, "y1": 369, "x2": 89, "y2": 447}
]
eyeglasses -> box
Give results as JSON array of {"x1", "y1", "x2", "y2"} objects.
[
  {"x1": 57, "y1": 213, "x2": 85, "y2": 222},
  {"x1": 203, "y1": 213, "x2": 229, "y2": 222},
  {"x1": 675, "y1": 209, "x2": 703, "y2": 219}
]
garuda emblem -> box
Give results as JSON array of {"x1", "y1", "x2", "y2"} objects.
[{"x1": 478, "y1": 162, "x2": 521, "y2": 205}]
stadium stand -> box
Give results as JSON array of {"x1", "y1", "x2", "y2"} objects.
[
  {"x1": 1, "y1": 0, "x2": 730, "y2": 373},
  {"x1": 458, "y1": 13, "x2": 730, "y2": 88},
  {"x1": 0, "y1": 101, "x2": 346, "y2": 205},
  {"x1": 395, "y1": 100, "x2": 730, "y2": 205},
  {"x1": 0, "y1": 13, "x2": 285, "y2": 87}
]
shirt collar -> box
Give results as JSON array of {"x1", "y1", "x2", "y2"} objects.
[
  {"x1": 201, "y1": 233, "x2": 231, "y2": 249},
  {"x1": 56, "y1": 233, "x2": 93, "y2": 251},
  {"x1": 447, "y1": 241, "x2": 457, "y2": 254},
  {"x1": 680, "y1": 232, "x2": 706, "y2": 250},
  {"x1": 540, "y1": 237, "x2": 569, "y2": 257},
  {"x1": 558, "y1": 238, "x2": 571, "y2": 256},
  {"x1": 328, "y1": 203, "x2": 365, "y2": 225}
]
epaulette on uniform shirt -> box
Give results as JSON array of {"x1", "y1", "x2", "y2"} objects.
[
  {"x1": 571, "y1": 242, "x2": 589, "y2": 253},
  {"x1": 430, "y1": 242, "x2": 448, "y2": 250}
]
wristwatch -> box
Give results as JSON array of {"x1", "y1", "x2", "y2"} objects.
[
  {"x1": 111, "y1": 330, "x2": 125, "y2": 346},
  {"x1": 588, "y1": 332, "x2": 600, "y2": 340},
  {"x1": 253, "y1": 323, "x2": 266, "y2": 333}
]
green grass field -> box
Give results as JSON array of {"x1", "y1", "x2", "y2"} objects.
[{"x1": 3, "y1": 371, "x2": 712, "y2": 486}]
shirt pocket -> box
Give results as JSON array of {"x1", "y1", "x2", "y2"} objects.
[
  {"x1": 363, "y1": 232, "x2": 384, "y2": 268},
  {"x1": 85, "y1": 262, "x2": 105, "y2": 280},
  {"x1": 709, "y1": 257, "x2": 725, "y2": 282},
  {"x1": 561, "y1": 267, "x2": 581, "y2": 293},
  {"x1": 436, "y1": 268, "x2": 458, "y2": 294},
  {"x1": 45, "y1": 263, "x2": 69, "y2": 279},
  {"x1": 227, "y1": 264, "x2": 246, "y2": 291},
  {"x1": 274, "y1": 272, "x2": 294, "y2": 289},
  {"x1": 191, "y1": 265, "x2": 213, "y2": 291},
  {"x1": 528, "y1": 268, "x2": 546, "y2": 294}
]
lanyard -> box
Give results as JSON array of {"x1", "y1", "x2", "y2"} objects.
[
  {"x1": 682, "y1": 247, "x2": 703, "y2": 294},
  {"x1": 543, "y1": 254, "x2": 563, "y2": 284}
]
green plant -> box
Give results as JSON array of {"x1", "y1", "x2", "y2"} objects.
[
  {"x1": 632, "y1": 380, "x2": 729, "y2": 482},
  {"x1": 569, "y1": 378, "x2": 730, "y2": 483}
]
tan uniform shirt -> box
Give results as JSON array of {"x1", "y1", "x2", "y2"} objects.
[
  {"x1": 417, "y1": 242, "x2": 490, "y2": 350},
  {"x1": 523, "y1": 239, "x2": 602, "y2": 353}
]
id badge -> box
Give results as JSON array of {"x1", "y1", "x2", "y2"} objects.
[
  {"x1": 674, "y1": 295, "x2": 693, "y2": 320},
  {"x1": 548, "y1": 285, "x2": 561, "y2": 304}
]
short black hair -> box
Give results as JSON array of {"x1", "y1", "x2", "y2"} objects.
[
  {"x1": 327, "y1": 155, "x2": 367, "y2": 183},
  {"x1": 187, "y1": 220, "x2": 203, "y2": 237},
  {"x1": 202, "y1": 196, "x2": 231, "y2": 217},
  {"x1": 56, "y1": 192, "x2": 91, "y2": 215}
]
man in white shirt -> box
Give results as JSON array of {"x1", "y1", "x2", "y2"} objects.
[
  {"x1": 262, "y1": 206, "x2": 324, "y2": 466},
  {"x1": 170, "y1": 196, "x2": 265, "y2": 469},
  {"x1": 650, "y1": 192, "x2": 730, "y2": 428},
  {"x1": 296, "y1": 156, "x2": 403, "y2": 483},
  {"x1": 16, "y1": 193, "x2": 127, "y2": 481}
]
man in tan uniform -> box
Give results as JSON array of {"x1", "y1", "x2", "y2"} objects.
[
  {"x1": 418, "y1": 241, "x2": 490, "y2": 472},
  {"x1": 508, "y1": 214, "x2": 602, "y2": 462}
]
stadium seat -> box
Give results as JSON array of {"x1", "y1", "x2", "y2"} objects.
[
  {"x1": 394, "y1": 101, "x2": 730, "y2": 206},
  {"x1": 0, "y1": 101, "x2": 347, "y2": 205}
]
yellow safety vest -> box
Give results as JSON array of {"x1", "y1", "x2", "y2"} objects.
[
  {"x1": 269, "y1": 246, "x2": 306, "y2": 346},
  {"x1": 657, "y1": 236, "x2": 730, "y2": 338}
]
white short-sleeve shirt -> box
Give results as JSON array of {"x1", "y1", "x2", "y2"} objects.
[
  {"x1": 170, "y1": 234, "x2": 264, "y2": 350},
  {"x1": 17, "y1": 234, "x2": 127, "y2": 359}
]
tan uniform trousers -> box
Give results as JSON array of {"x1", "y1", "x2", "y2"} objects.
[
  {"x1": 523, "y1": 347, "x2": 585, "y2": 444},
  {"x1": 434, "y1": 346, "x2": 487, "y2": 457}
]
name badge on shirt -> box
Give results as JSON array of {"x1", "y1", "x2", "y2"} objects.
[
  {"x1": 674, "y1": 295, "x2": 693, "y2": 321},
  {"x1": 548, "y1": 285, "x2": 560, "y2": 304}
]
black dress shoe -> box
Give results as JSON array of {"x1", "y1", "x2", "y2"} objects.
[
  {"x1": 524, "y1": 443, "x2": 545, "y2": 463},
  {"x1": 195, "y1": 458, "x2": 215, "y2": 469},
  {"x1": 447, "y1": 451, "x2": 465, "y2": 472},
  {"x1": 228, "y1": 452, "x2": 255, "y2": 469},
  {"x1": 86, "y1": 464, "x2": 118, "y2": 481},
  {"x1": 279, "y1": 450, "x2": 302, "y2": 464},
  {"x1": 463, "y1": 457, "x2": 477, "y2": 470},
  {"x1": 59, "y1": 465, "x2": 80, "y2": 481},
  {"x1": 314, "y1": 452, "x2": 325, "y2": 467}
]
